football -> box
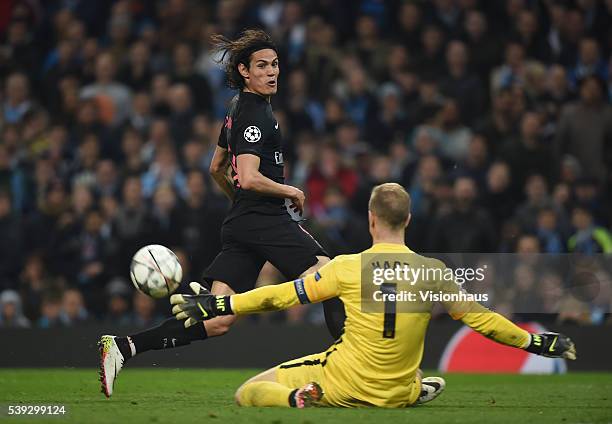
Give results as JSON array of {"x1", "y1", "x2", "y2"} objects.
[{"x1": 130, "y1": 245, "x2": 182, "y2": 298}]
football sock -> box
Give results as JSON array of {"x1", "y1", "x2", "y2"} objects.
[
  {"x1": 323, "y1": 297, "x2": 346, "y2": 340},
  {"x1": 237, "y1": 381, "x2": 292, "y2": 407},
  {"x1": 117, "y1": 318, "x2": 208, "y2": 358}
]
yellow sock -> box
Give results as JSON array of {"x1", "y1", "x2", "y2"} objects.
[{"x1": 237, "y1": 381, "x2": 292, "y2": 407}]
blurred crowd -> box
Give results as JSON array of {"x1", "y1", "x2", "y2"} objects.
[{"x1": 1, "y1": 0, "x2": 612, "y2": 328}]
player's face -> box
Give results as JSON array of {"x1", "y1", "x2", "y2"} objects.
[{"x1": 242, "y1": 49, "x2": 279, "y2": 97}]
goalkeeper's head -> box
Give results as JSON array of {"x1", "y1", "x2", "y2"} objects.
[{"x1": 368, "y1": 183, "x2": 411, "y2": 238}]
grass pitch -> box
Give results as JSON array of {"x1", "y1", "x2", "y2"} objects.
[{"x1": 0, "y1": 369, "x2": 611, "y2": 423}]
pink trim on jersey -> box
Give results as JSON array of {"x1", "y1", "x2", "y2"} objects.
[{"x1": 227, "y1": 141, "x2": 241, "y2": 188}]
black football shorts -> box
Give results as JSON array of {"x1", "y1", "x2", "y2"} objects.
[{"x1": 202, "y1": 214, "x2": 328, "y2": 293}]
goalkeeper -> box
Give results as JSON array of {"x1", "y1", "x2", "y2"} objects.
[{"x1": 171, "y1": 183, "x2": 577, "y2": 408}]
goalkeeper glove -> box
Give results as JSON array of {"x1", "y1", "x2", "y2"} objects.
[
  {"x1": 525, "y1": 332, "x2": 577, "y2": 360},
  {"x1": 170, "y1": 282, "x2": 233, "y2": 328}
]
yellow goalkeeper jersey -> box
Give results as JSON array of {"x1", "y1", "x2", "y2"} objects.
[{"x1": 231, "y1": 242, "x2": 530, "y2": 407}]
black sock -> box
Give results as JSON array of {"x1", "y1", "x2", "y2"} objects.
[
  {"x1": 323, "y1": 297, "x2": 346, "y2": 340},
  {"x1": 115, "y1": 336, "x2": 133, "y2": 359},
  {"x1": 118, "y1": 318, "x2": 208, "y2": 358},
  {"x1": 288, "y1": 389, "x2": 298, "y2": 407}
]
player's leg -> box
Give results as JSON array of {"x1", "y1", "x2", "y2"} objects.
[
  {"x1": 99, "y1": 246, "x2": 263, "y2": 397},
  {"x1": 299, "y1": 255, "x2": 346, "y2": 339},
  {"x1": 202, "y1": 281, "x2": 238, "y2": 336},
  {"x1": 98, "y1": 284, "x2": 228, "y2": 398},
  {"x1": 235, "y1": 354, "x2": 325, "y2": 408},
  {"x1": 252, "y1": 221, "x2": 346, "y2": 339},
  {"x1": 119, "y1": 280, "x2": 237, "y2": 356}
]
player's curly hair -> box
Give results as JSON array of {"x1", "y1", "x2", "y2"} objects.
[{"x1": 210, "y1": 29, "x2": 278, "y2": 90}]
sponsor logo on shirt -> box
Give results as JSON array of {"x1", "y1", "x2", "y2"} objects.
[{"x1": 274, "y1": 151, "x2": 284, "y2": 164}]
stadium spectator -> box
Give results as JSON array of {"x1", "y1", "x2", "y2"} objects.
[
  {"x1": 178, "y1": 171, "x2": 226, "y2": 277},
  {"x1": 515, "y1": 234, "x2": 541, "y2": 255},
  {"x1": 337, "y1": 65, "x2": 377, "y2": 133},
  {"x1": 37, "y1": 292, "x2": 64, "y2": 328},
  {"x1": 439, "y1": 40, "x2": 485, "y2": 125},
  {"x1": 475, "y1": 87, "x2": 517, "y2": 157},
  {"x1": 151, "y1": 185, "x2": 181, "y2": 248},
  {"x1": 572, "y1": 177, "x2": 609, "y2": 226},
  {"x1": 395, "y1": 2, "x2": 422, "y2": 52},
  {"x1": 512, "y1": 262, "x2": 543, "y2": 320},
  {"x1": 348, "y1": 15, "x2": 389, "y2": 81},
  {"x1": 130, "y1": 291, "x2": 162, "y2": 327},
  {"x1": 514, "y1": 174, "x2": 559, "y2": 233},
  {"x1": 119, "y1": 40, "x2": 153, "y2": 92},
  {"x1": 121, "y1": 128, "x2": 146, "y2": 176},
  {"x1": 95, "y1": 160, "x2": 120, "y2": 199},
  {"x1": 513, "y1": 9, "x2": 550, "y2": 63},
  {"x1": 141, "y1": 144, "x2": 188, "y2": 199},
  {"x1": 453, "y1": 133, "x2": 490, "y2": 190},
  {"x1": 541, "y1": 65, "x2": 575, "y2": 122},
  {"x1": 366, "y1": 82, "x2": 408, "y2": 151},
  {"x1": 172, "y1": 43, "x2": 214, "y2": 114},
  {"x1": 105, "y1": 278, "x2": 132, "y2": 327},
  {"x1": 556, "y1": 75, "x2": 612, "y2": 184},
  {"x1": 129, "y1": 91, "x2": 153, "y2": 134},
  {"x1": 306, "y1": 145, "x2": 358, "y2": 214},
  {"x1": 2, "y1": 72, "x2": 33, "y2": 125},
  {"x1": 18, "y1": 253, "x2": 51, "y2": 323},
  {"x1": 415, "y1": 25, "x2": 446, "y2": 80},
  {"x1": 80, "y1": 52, "x2": 132, "y2": 126},
  {"x1": 491, "y1": 42, "x2": 530, "y2": 92},
  {"x1": 108, "y1": 177, "x2": 154, "y2": 278},
  {"x1": 502, "y1": 111, "x2": 554, "y2": 190},
  {"x1": 303, "y1": 17, "x2": 341, "y2": 101},
  {"x1": 535, "y1": 207, "x2": 566, "y2": 254},
  {"x1": 435, "y1": 99, "x2": 473, "y2": 163},
  {"x1": 405, "y1": 155, "x2": 442, "y2": 220},
  {"x1": 0, "y1": 190, "x2": 22, "y2": 289},
  {"x1": 284, "y1": 68, "x2": 321, "y2": 135},
  {"x1": 428, "y1": 176, "x2": 497, "y2": 252},
  {"x1": 462, "y1": 10, "x2": 499, "y2": 82},
  {"x1": 59, "y1": 288, "x2": 90, "y2": 326},
  {"x1": 568, "y1": 206, "x2": 612, "y2": 254},
  {"x1": 0, "y1": 290, "x2": 30, "y2": 328},
  {"x1": 569, "y1": 38, "x2": 608, "y2": 87},
  {"x1": 167, "y1": 83, "x2": 196, "y2": 147},
  {"x1": 314, "y1": 186, "x2": 369, "y2": 255},
  {"x1": 181, "y1": 139, "x2": 208, "y2": 173}
]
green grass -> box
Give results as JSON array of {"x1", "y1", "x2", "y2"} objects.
[{"x1": 0, "y1": 369, "x2": 611, "y2": 423}]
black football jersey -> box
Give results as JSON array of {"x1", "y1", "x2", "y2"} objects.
[{"x1": 218, "y1": 91, "x2": 287, "y2": 221}]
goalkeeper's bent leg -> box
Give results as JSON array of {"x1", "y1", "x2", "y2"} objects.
[
  {"x1": 236, "y1": 368, "x2": 323, "y2": 408},
  {"x1": 235, "y1": 368, "x2": 285, "y2": 406},
  {"x1": 237, "y1": 381, "x2": 293, "y2": 407}
]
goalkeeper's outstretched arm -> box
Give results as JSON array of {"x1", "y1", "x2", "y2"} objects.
[
  {"x1": 432, "y1": 258, "x2": 576, "y2": 360},
  {"x1": 457, "y1": 309, "x2": 577, "y2": 360},
  {"x1": 170, "y1": 262, "x2": 341, "y2": 327}
]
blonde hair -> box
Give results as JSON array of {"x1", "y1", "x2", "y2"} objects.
[{"x1": 368, "y1": 183, "x2": 411, "y2": 229}]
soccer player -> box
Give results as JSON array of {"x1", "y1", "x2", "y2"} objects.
[
  {"x1": 98, "y1": 29, "x2": 345, "y2": 397},
  {"x1": 170, "y1": 183, "x2": 577, "y2": 408}
]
